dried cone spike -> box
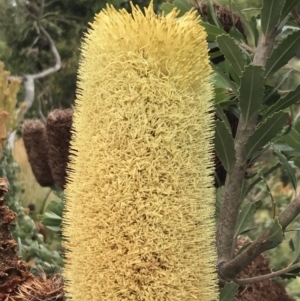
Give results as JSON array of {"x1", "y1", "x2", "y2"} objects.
[
  {"x1": 234, "y1": 236, "x2": 294, "y2": 301},
  {"x1": 46, "y1": 109, "x2": 73, "y2": 190},
  {"x1": 22, "y1": 120, "x2": 54, "y2": 187},
  {"x1": 0, "y1": 178, "x2": 32, "y2": 300},
  {"x1": 63, "y1": 3, "x2": 217, "y2": 301},
  {"x1": 10, "y1": 273, "x2": 64, "y2": 301},
  {"x1": 195, "y1": 2, "x2": 246, "y2": 39}
]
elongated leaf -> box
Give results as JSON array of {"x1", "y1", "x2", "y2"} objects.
[
  {"x1": 260, "y1": 172, "x2": 276, "y2": 218},
  {"x1": 265, "y1": 30, "x2": 300, "y2": 78},
  {"x1": 212, "y1": 65, "x2": 238, "y2": 96},
  {"x1": 281, "y1": 0, "x2": 299, "y2": 21},
  {"x1": 261, "y1": 0, "x2": 284, "y2": 36},
  {"x1": 266, "y1": 84, "x2": 300, "y2": 116},
  {"x1": 245, "y1": 111, "x2": 289, "y2": 159},
  {"x1": 293, "y1": 155, "x2": 300, "y2": 168},
  {"x1": 234, "y1": 203, "x2": 256, "y2": 237},
  {"x1": 281, "y1": 127, "x2": 300, "y2": 151},
  {"x1": 220, "y1": 282, "x2": 239, "y2": 301},
  {"x1": 217, "y1": 34, "x2": 245, "y2": 77},
  {"x1": 274, "y1": 149, "x2": 297, "y2": 190},
  {"x1": 215, "y1": 120, "x2": 236, "y2": 172},
  {"x1": 215, "y1": 104, "x2": 231, "y2": 132},
  {"x1": 206, "y1": 0, "x2": 222, "y2": 27},
  {"x1": 292, "y1": 230, "x2": 300, "y2": 263},
  {"x1": 239, "y1": 65, "x2": 265, "y2": 124},
  {"x1": 215, "y1": 89, "x2": 232, "y2": 105},
  {"x1": 160, "y1": 3, "x2": 175, "y2": 15},
  {"x1": 243, "y1": 163, "x2": 281, "y2": 199},
  {"x1": 173, "y1": 0, "x2": 193, "y2": 16},
  {"x1": 231, "y1": 3, "x2": 256, "y2": 47},
  {"x1": 263, "y1": 70, "x2": 292, "y2": 105},
  {"x1": 267, "y1": 218, "x2": 284, "y2": 249},
  {"x1": 202, "y1": 22, "x2": 226, "y2": 41}
]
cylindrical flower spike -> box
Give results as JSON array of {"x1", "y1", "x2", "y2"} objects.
[
  {"x1": 22, "y1": 120, "x2": 54, "y2": 187},
  {"x1": 63, "y1": 3, "x2": 217, "y2": 301},
  {"x1": 46, "y1": 109, "x2": 73, "y2": 190}
]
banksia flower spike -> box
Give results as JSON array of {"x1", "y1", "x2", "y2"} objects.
[
  {"x1": 22, "y1": 120, "x2": 54, "y2": 187},
  {"x1": 46, "y1": 109, "x2": 73, "y2": 190},
  {"x1": 63, "y1": 3, "x2": 217, "y2": 301}
]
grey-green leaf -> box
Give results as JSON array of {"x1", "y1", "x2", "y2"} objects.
[
  {"x1": 160, "y1": 3, "x2": 175, "y2": 15},
  {"x1": 245, "y1": 111, "x2": 289, "y2": 159},
  {"x1": 266, "y1": 84, "x2": 300, "y2": 117},
  {"x1": 212, "y1": 65, "x2": 239, "y2": 96},
  {"x1": 215, "y1": 120, "x2": 236, "y2": 172},
  {"x1": 202, "y1": 22, "x2": 226, "y2": 41},
  {"x1": 220, "y1": 282, "x2": 239, "y2": 301},
  {"x1": 266, "y1": 217, "x2": 284, "y2": 249},
  {"x1": 215, "y1": 104, "x2": 232, "y2": 133},
  {"x1": 234, "y1": 202, "x2": 256, "y2": 237},
  {"x1": 239, "y1": 65, "x2": 265, "y2": 124},
  {"x1": 217, "y1": 34, "x2": 245, "y2": 77},
  {"x1": 231, "y1": 3, "x2": 256, "y2": 47},
  {"x1": 274, "y1": 148, "x2": 297, "y2": 190},
  {"x1": 261, "y1": 0, "x2": 284, "y2": 36},
  {"x1": 173, "y1": 0, "x2": 193, "y2": 16},
  {"x1": 265, "y1": 30, "x2": 300, "y2": 78},
  {"x1": 281, "y1": 127, "x2": 300, "y2": 152},
  {"x1": 281, "y1": 0, "x2": 299, "y2": 22},
  {"x1": 292, "y1": 230, "x2": 300, "y2": 263}
]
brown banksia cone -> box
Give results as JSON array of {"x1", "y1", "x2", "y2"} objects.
[
  {"x1": 9, "y1": 273, "x2": 64, "y2": 301},
  {"x1": 234, "y1": 236, "x2": 294, "y2": 301},
  {"x1": 194, "y1": 2, "x2": 246, "y2": 39},
  {"x1": 46, "y1": 109, "x2": 73, "y2": 190},
  {"x1": 22, "y1": 120, "x2": 54, "y2": 187},
  {"x1": 0, "y1": 178, "x2": 32, "y2": 300}
]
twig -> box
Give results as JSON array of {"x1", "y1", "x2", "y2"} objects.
[
  {"x1": 282, "y1": 65, "x2": 300, "y2": 76},
  {"x1": 219, "y1": 194, "x2": 300, "y2": 280},
  {"x1": 234, "y1": 262, "x2": 300, "y2": 285},
  {"x1": 216, "y1": 30, "x2": 277, "y2": 278},
  {"x1": 8, "y1": 0, "x2": 61, "y2": 146}
]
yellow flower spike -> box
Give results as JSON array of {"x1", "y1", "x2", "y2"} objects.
[{"x1": 63, "y1": 3, "x2": 218, "y2": 301}]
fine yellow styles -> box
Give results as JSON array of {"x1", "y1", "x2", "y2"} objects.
[{"x1": 63, "y1": 3, "x2": 217, "y2": 300}]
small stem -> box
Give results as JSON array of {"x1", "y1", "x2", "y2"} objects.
[
  {"x1": 217, "y1": 30, "x2": 277, "y2": 279},
  {"x1": 234, "y1": 262, "x2": 300, "y2": 285}
]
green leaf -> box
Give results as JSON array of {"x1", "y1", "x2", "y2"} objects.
[
  {"x1": 215, "y1": 120, "x2": 236, "y2": 172},
  {"x1": 281, "y1": 0, "x2": 299, "y2": 21},
  {"x1": 216, "y1": 34, "x2": 245, "y2": 77},
  {"x1": 274, "y1": 148, "x2": 297, "y2": 190},
  {"x1": 212, "y1": 65, "x2": 238, "y2": 96},
  {"x1": 239, "y1": 65, "x2": 265, "y2": 124},
  {"x1": 292, "y1": 230, "x2": 300, "y2": 263},
  {"x1": 234, "y1": 202, "x2": 256, "y2": 237},
  {"x1": 173, "y1": 0, "x2": 193, "y2": 16},
  {"x1": 266, "y1": 217, "x2": 284, "y2": 249},
  {"x1": 231, "y1": 3, "x2": 256, "y2": 47},
  {"x1": 215, "y1": 104, "x2": 232, "y2": 133},
  {"x1": 220, "y1": 282, "x2": 239, "y2": 301},
  {"x1": 160, "y1": 3, "x2": 175, "y2": 15},
  {"x1": 245, "y1": 111, "x2": 289, "y2": 159},
  {"x1": 206, "y1": 0, "x2": 222, "y2": 27},
  {"x1": 263, "y1": 70, "x2": 292, "y2": 105},
  {"x1": 202, "y1": 22, "x2": 226, "y2": 41},
  {"x1": 281, "y1": 127, "x2": 300, "y2": 151},
  {"x1": 265, "y1": 30, "x2": 300, "y2": 78},
  {"x1": 293, "y1": 155, "x2": 300, "y2": 168},
  {"x1": 266, "y1": 84, "x2": 300, "y2": 116},
  {"x1": 261, "y1": 0, "x2": 284, "y2": 36},
  {"x1": 43, "y1": 211, "x2": 62, "y2": 220},
  {"x1": 215, "y1": 88, "x2": 232, "y2": 105}
]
